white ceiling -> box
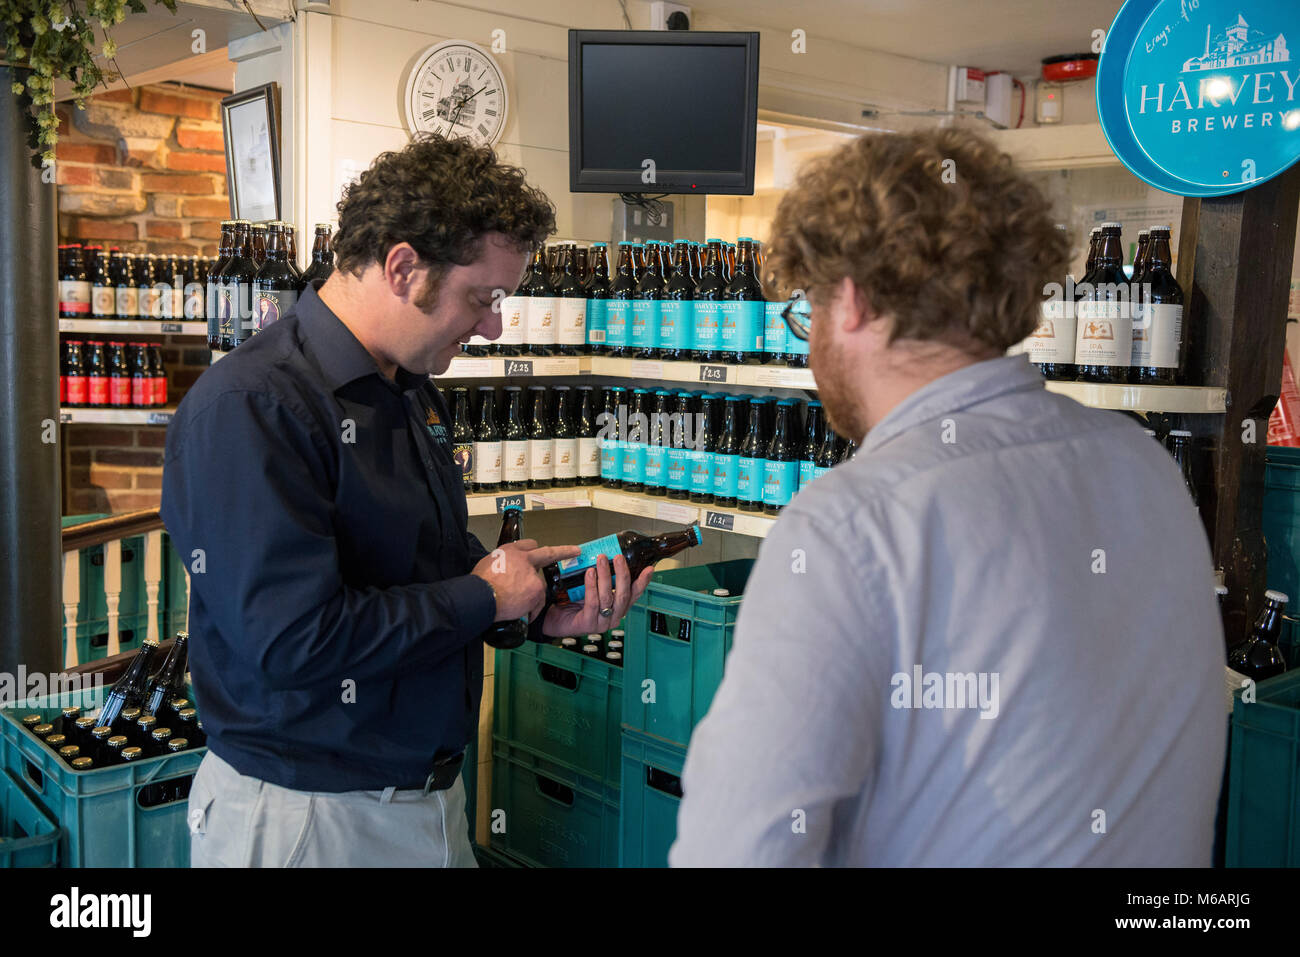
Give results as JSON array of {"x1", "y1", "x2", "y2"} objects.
[{"x1": 689, "y1": 0, "x2": 1124, "y2": 74}]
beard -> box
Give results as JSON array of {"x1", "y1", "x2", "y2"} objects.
[{"x1": 810, "y1": 322, "x2": 866, "y2": 442}]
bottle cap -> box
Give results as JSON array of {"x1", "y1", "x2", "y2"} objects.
[
  {"x1": 607, "y1": 640, "x2": 624, "y2": 650},
  {"x1": 587, "y1": 634, "x2": 603, "y2": 641},
  {"x1": 76, "y1": 717, "x2": 96, "y2": 731},
  {"x1": 152, "y1": 727, "x2": 173, "y2": 741},
  {"x1": 1102, "y1": 221, "x2": 1122, "y2": 229},
  {"x1": 107, "y1": 735, "x2": 128, "y2": 749},
  {"x1": 122, "y1": 747, "x2": 143, "y2": 761},
  {"x1": 712, "y1": 588, "x2": 731, "y2": 597},
  {"x1": 167, "y1": 738, "x2": 190, "y2": 751},
  {"x1": 1215, "y1": 585, "x2": 1229, "y2": 596},
  {"x1": 92, "y1": 726, "x2": 112, "y2": 739},
  {"x1": 583, "y1": 644, "x2": 599, "y2": 654},
  {"x1": 33, "y1": 724, "x2": 54, "y2": 737},
  {"x1": 59, "y1": 745, "x2": 80, "y2": 759},
  {"x1": 605, "y1": 651, "x2": 622, "y2": 662},
  {"x1": 71, "y1": 757, "x2": 93, "y2": 770},
  {"x1": 560, "y1": 637, "x2": 578, "y2": 647},
  {"x1": 138, "y1": 715, "x2": 157, "y2": 729},
  {"x1": 612, "y1": 629, "x2": 625, "y2": 639},
  {"x1": 20, "y1": 714, "x2": 42, "y2": 728},
  {"x1": 1169, "y1": 429, "x2": 1192, "y2": 437},
  {"x1": 1142, "y1": 429, "x2": 1156, "y2": 437},
  {"x1": 1265, "y1": 589, "x2": 1289, "y2": 604},
  {"x1": 178, "y1": 708, "x2": 198, "y2": 721},
  {"x1": 45, "y1": 734, "x2": 67, "y2": 747},
  {"x1": 168, "y1": 697, "x2": 190, "y2": 711},
  {"x1": 61, "y1": 707, "x2": 80, "y2": 718}
]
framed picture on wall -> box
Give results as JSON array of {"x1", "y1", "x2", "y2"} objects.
[{"x1": 221, "y1": 83, "x2": 281, "y2": 222}]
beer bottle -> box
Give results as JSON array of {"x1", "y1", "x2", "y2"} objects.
[
  {"x1": 542, "y1": 524, "x2": 704, "y2": 606},
  {"x1": 799, "y1": 400, "x2": 824, "y2": 490},
  {"x1": 666, "y1": 391, "x2": 694, "y2": 499},
  {"x1": 522, "y1": 245, "x2": 557, "y2": 357},
  {"x1": 1132, "y1": 226, "x2": 1184, "y2": 386},
  {"x1": 560, "y1": 636, "x2": 579, "y2": 652},
  {"x1": 90, "y1": 725, "x2": 113, "y2": 763},
  {"x1": 58, "y1": 744, "x2": 82, "y2": 766},
  {"x1": 167, "y1": 254, "x2": 185, "y2": 320},
  {"x1": 497, "y1": 276, "x2": 527, "y2": 357},
  {"x1": 133, "y1": 254, "x2": 155, "y2": 320},
  {"x1": 501, "y1": 386, "x2": 530, "y2": 491},
  {"x1": 450, "y1": 386, "x2": 475, "y2": 491},
  {"x1": 582, "y1": 642, "x2": 601, "y2": 658},
  {"x1": 721, "y1": 239, "x2": 766, "y2": 365},
  {"x1": 150, "y1": 726, "x2": 173, "y2": 758},
  {"x1": 143, "y1": 631, "x2": 189, "y2": 717},
  {"x1": 527, "y1": 384, "x2": 554, "y2": 489},
  {"x1": 120, "y1": 707, "x2": 141, "y2": 730},
  {"x1": 544, "y1": 243, "x2": 560, "y2": 286},
  {"x1": 57, "y1": 706, "x2": 81, "y2": 738},
  {"x1": 607, "y1": 638, "x2": 624, "y2": 653},
  {"x1": 299, "y1": 224, "x2": 335, "y2": 287},
  {"x1": 481, "y1": 507, "x2": 529, "y2": 649},
  {"x1": 176, "y1": 708, "x2": 204, "y2": 747},
  {"x1": 1227, "y1": 590, "x2": 1289, "y2": 681},
  {"x1": 86, "y1": 341, "x2": 109, "y2": 407},
  {"x1": 95, "y1": 635, "x2": 160, "y2": 730},
  {"x1": 20, "y1": 714, "x2": 42, "y2": 732},
  {"x1": 622, "y1": 388, "x2": 649, "y2": 493},
  {"x1": 134, "y1": 714, "x2": 158, "y2": 752},
  {"x1": 104, "y1": 734, "x2": 129, "y2": 766},
  {"x1": 762, "y1": 400, "x2": 800, "y2": 513},
  {"x1": 183, "y1": 254, "x2": 204, "y2": 320},
  {"x1": 32, "y1": 723, "x2": 54, "y2": 739},
  {"x1": 148, "y1": 343, "x2": 167, "y2": 407},
  {"x1": 552, "y1": 385, "x2": 578, "y2": 487},
  {"x1": 723, "y1": 242, "x2": 736, "y2": 282},
  {"x1": 1075, "y1": 223, "x2": 1131, "y2": 384},
  {"x1": 252, "y1": 223, "x2": 298, "y2": 334},
  {"x1": 166, "y1": 737, "x2": 191, "y2": 755},
  {"x1": 1131, "y1": 229, "x2": 1150, "y2": 281},
  {"x1": 129, "y1": 344, "x2": 149, "y2": 408},
  {"x1": 59, "y1": 244, "x2": 91, "y2": 318},
  {"x1": 121, "y1": 746, "x2": 144, "y2": 765},
  {"x1": 689, "y1": 393, "x2": 719, "y2": 504},
  {"x1": 659, "y1": 240, "x2": 695, "y2": 363},
  {"x1": 576, "y1": 385, "x2": 600, "y2": 486},
  {"x1": 222, "y1": 221, "x2": 257, "y2": 351},
  {"x1": 604, "y1": 650, "x2": 623, "y2": 667},
  {"x1": 576, "y1": 244, "x2": 590, "y2": 286},
  {"x1": 644, "y1": 390, "x2": 671, "y2": 497},
  {"x1": 151, "y1": 254, "x2": 173, "y2": 319},
  {"x1": 88, "y1": 246, "x2": 114, "y2": 318},
  {"x1": 473, "y1": 386, "x2": 503, "y2": 492},
  {"x1": 250, "y1": 223, "x2": 268, "y2": 266},
  {"x1": 693, "y1": 240, "x2": 727, "y2": 362},
  {"x1": 554, "y1": 245, "x2": 587, "y2": 357},
  {"x1": 1085, "y1": 226, "x2": 1100, "y2": 275},
  {"x1": 600, "y1": 386, "x2": 626, "y2": 488},
  {"x1": 164, "y1": 697, "x2": 191, "y2": 725},
  {"x1": 107, "y1": 341, "x2": 131, "y2": 408},
  {"x1": 116, "y1": 252, "x2": 140, "y2": 320},
  {"x1": 74, "y1": 716, "x2": 97, "y2": 751},
  {"x1": 1167, "y1": 429, "x2": 1198, "y2": 506},
  {"x1": 632, "y1": 241, "x2": 665, "y2": 360},
  {"x1": 71, "y1": 756, "x2": 93, "y2": 772},
  {"x1": 736, "y1": 397, "x2": 767, "y2": 512},
  {"x1": 712, "y1": 394, "x2": 744, "y2": 507},
  {"x1": 585, "y1": 242, "x2": 611, "y2": 355},
  {"x1": 283, "y1": 223, "x2": 302, "y2": 282},
  {"x1": 606, "y1": 242, "x2": 637, "y2": 358},
  {"x1": 838, "y1": 436, "x2": 856, "y2": 462},
  {"x1": 63, "y1": 341, "x2": 88, "y2": 407}
]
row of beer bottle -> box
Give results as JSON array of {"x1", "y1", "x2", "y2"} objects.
[
  {"x1": 466, "y1": 238, "x2": 810, "y2": 367},
  {"x1": 61, "y1": 339, "x2": 168, "y2": 408},
  {"x1": 207, "y1": 220, "x2": 335, "y2": 355},
  {"x1": 1017, "y1": 222, "x2": 1186, "y2": 384},
  {"x1": 58, "y1": 243, "x2": 215, "y2": 321}
]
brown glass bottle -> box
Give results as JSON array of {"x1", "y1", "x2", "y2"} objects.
[
  {"x1": 542, "y1": 525, "x2": 703, "y2": 606},
  {"x1": 1131, "y1": 226, "x2": 1184, "y2": 386},
  {"x1": 1074, "y1": 223, "x2": 1131, "y2": 384},
  {"x1": 481, "y1": 507, "x2": 529, "y2": 649}
]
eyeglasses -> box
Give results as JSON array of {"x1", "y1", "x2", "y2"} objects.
[{"x1": 780, "y1": 296, "x2": 812, "y2": 342}]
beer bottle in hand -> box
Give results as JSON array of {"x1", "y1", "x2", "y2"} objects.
[
  {"x1": 481, "y1": 507, "x2": 529, "y2": 649},
  {"x1": 542, "y1": 524, "x2": 704, "y2": 606}
]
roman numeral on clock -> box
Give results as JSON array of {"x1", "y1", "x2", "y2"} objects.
[
  {"x1": 478, "y1": 123, "x2": 490, "y2": 137},
  {"x1": 484, "y1": 108, "x2": 497, "y2": 117},
  {"x1": 423, "y1": 108, "x2": 438, "y2": 120}
]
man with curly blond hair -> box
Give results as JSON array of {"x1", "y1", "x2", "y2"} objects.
[{"x1": 671, "y1": 128, "x2": 1224, "y2": 867}]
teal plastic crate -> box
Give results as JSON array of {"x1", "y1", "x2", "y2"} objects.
[
  {"x1": 1, "y1": 770, "x2": 61, "y2": 867},
  {"x1": 0, "y1": 686, "x2": 205, "y2": 868},
  {"x1": 494, "y1": 641, "x2": 622, "y2": 790},
  {"x1": 489, "y1": 737, "x2": 619, "y2": 868},
  {"x1": 1226, "y1": 668, "x2": 1300, "y2": 866},
  {"x1": 622, "y1": 559, "x2": 751, "y2": 749},
  {"x1": 619, "y1": 729, "x2": 685, "y2": 869}
]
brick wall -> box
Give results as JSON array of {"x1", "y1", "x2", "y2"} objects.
[{"x1": 56, "y1": 83, "x2": 230, "y2": 516}]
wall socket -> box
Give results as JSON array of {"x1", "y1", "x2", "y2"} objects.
[{"x1": 650, "y1": 2, "x2": 691, "y2": 30}]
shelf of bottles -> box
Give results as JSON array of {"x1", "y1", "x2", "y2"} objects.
[
  {"x1": 57, "y1": 319, "x2": 207, "y2": 337},
  {"x1": 58, "y1": 407, "x2": 177, "y2": 425}
]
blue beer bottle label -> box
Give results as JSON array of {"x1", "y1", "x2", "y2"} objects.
[
  {"x1": 586, "y1": 298, "x2": 608, "y2": 345},
  {"x1": 556, "y1": 532, "x2": 624, "y2": 603},
  {"x1": 713, "y1": 452, "x2": 739, "y2": 498},
  {"x1": 660, "y1": 300, "x2": 692, "y2": 351},
  {"x1": 798, "y1": 459, "x2": 817, "y2": 490},
  {"x1": 762, "y1": 459, "x2": 798, "y2": 506},
  {"x1": 606, "y1": 300, "x2": 631, "y2": 347},
  {"x1": 811, "y1": 464, "x2": 830, "y2": 482},
  {"x1": 695, "y1": 301, "x2": 721, "y2": 351},
  {"x1": 666, "y1": 447, "x2": 690, "y2": 490},
  {"x1": 689, "y1": 449, "x2": 713, "y2": 495},
  {"x1": 630, "y1": 300, "x2": 660, "y2": 349},
  {"x1": 764, "y1": 302, "x2": 788, "y2": 356},
  {"x1": 621, "y1": 441, "x2": 646, "y2": 484},
  {"x1": 644, "y1": 445, "x2": 666, "y2": 487},
  {"x1": 736, "y1": 455, "x2": 762, "y2": 501}
]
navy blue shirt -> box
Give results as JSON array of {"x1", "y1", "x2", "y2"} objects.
[{"x1": 160, "y1": 282, "x2": 498, "y2": 791}]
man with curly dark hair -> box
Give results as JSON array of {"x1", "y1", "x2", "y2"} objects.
[
  {"x1": 672, "y1": 128, "x2": 1224, "y2": 867},
  {"x1": 161, "y1": 135, "x2": 651, "y2": 867}
]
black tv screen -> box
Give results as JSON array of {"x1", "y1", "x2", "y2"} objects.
[{"x1": 569, "y1": 30, "x2": 760, "y2": 195}]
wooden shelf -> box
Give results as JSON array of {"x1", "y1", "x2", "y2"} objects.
[
  {"x1": 60, "y1": 407, "x2": 177, "y2": 425},
  {"x1": 58, "y1": 320, "x2": 207, "y2": 337},
  {"x1": 464, "y1": 486, "x2": 593, "y2": 516},
  {"x1": 1045, "y1": 381, "x2": 1227, "y2": 413},
  {"x1": 587, "y1": 357, "x2": 815, "y2": 390}
]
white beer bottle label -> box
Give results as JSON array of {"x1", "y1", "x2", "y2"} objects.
[
  {"x1": 1132, "y1": 303, "x2": 1182, "y2": 369},
  {"x1": 553, "y1": 437, "x2": 578, "y2": 481},
  {"x1": 525, "y1": 296, "x2": 557, "y2": 346},
  {"x1": 499, "y1": 297, "x2": 526, "y2": 346},
  {"x1": 503, "y1": 440, "x2": 530, "y2": 483},
  {"x1": 473, "y1": 441, "x2": 503, "y2": 484},
  {"x1": 1025, "y1": 298, "x2": 1077, "y2": 363},
  {"x1": 1074, "y1": 300, "x2": 1132, "y2": 367},
  {"x1": 528, "y1": 438, "x2": 554, "y2": 481},
  {"x1": 578, "y1": 436, "x2": 601, "y2": 477},
  {"x1": 557, "y1": 297, "x2": 587, "y2": 346}
]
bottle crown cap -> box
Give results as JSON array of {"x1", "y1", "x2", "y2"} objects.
[
  {"x1": 168, "y1": 738, "x2": 189, "y2": 750},
  {"x1": 1265, "y1": 589, "x2": 1289, "y2": 603},
  {"x1": 153, "y1": 728, "x2": 173, "y2": 740},
  {"x1": 1215, "y1": 585, "x2": 1229, "y2": 596},
  {"x1": 712, "y1": 588, "x2": 731, "y2": 596},
  {"x1": 1169, "y1": 429, "x2": 1192, "y2": 437}
]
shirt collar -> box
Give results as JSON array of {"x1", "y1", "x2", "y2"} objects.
[
  {"x1": 862, "y1": 354, "x2": 1045, "y2": 454},
  {"x1": 297, "y1": 281, "x2": 429, "y2": 394}
]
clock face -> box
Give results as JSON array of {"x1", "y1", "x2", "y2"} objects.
[{"x1": 403, "y1": 41, "x2": 509, "y2": 147}]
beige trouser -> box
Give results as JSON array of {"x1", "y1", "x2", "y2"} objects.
[{"x1": 187, "y1": 749, "x2": 477, "y2": 868}]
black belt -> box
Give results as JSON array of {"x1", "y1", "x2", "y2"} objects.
[{"x1": 399, "y1": 750, "x2": 466, "y2": 794}]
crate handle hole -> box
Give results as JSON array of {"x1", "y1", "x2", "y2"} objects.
[
  {"x1": 534, "y1": 774, "x2": 575, "y2": 808},
  {"x1": 22, "y1": 760, "x2": 44, "y2": 795},
  {"x1": 646, "y1": 766, "x2": 683, "y2": 799},
  {"x1": 136, "y1": 775, "x2": 192, "y2": 810},
  {"x1": 537, "y1": 662, "x2": 580, "y2": 692},
  {"x1": 650, "y1": 612, "x2": 692, "y2": 643}
]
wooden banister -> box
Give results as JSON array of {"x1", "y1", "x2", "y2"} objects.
[{"x1": 61, "y1": 508, "x2": 163, "y2": 553}]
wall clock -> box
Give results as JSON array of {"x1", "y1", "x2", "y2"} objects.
[{"x1": 403, "y1": 40, "x2": 509, "y2": 147}]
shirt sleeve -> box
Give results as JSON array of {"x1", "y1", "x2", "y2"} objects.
[
  {"x1": 160, "y1": 389, "x2": 497, "y2": 692},
  {"x1": 467, "y1": 532, "x2": 491, "y2": 567},
  {"x1": 669, "y1": 498, "x2": 891, "y2": 867}
]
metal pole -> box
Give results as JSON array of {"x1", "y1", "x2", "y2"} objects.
[{"x1": 0, "y1": 66, "x2": 62, "y2": 676}]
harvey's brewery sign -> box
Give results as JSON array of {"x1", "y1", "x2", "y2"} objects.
[{"x1": 1100, "y1": 0, "x2": 1300, "y2": 196}]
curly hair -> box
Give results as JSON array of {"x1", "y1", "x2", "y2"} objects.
[
  {"x1": 333, "y1": 133, "x2": 557, "y2": 279},
  {"x1": 763, "y1": 127, "x2": 1068, "y2": 353}
]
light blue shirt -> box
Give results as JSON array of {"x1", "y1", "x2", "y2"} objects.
[{"x1": 671, "y1": 355, "x2": 1225, "y2": 866}]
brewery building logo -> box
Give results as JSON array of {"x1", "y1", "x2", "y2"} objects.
[{"x1": 1182, "y1": 15, "x2": 1287, "y2": 72}]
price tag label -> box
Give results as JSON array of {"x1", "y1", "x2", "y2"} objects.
[
  {"x1": 453, "y1": 358, "x2": 492, "y2": 378},
  {"x1": 541, "y1": 358, "x2": 581, "y2": 376},
  {"x1": 504, "y1": 359, "x2": 534, "y2": 377},
  {"x1": 704, "y1": 511, "x2": 735, "y2": 531},
  {"x1": 146, "y1": 411, "x2": 173, "y2": 425},
  {"x1": 59, "y1": 412, "x2": 72, "y2": 424},
  {"x1": 160, "y1": 322, "x2": 183, "y2": 333},
  {"x1": 698, "y1": 365, "x2": 729, "y2": 383},
  {"x1": 495, "y1": 494, "x2": 526, "y2": 513},
  {"x1": 655, "y1": 502, "x2": 698, "y2": 525},
  {"x1": 629, "y1": 360, "x2": 663, "y2": 379},
  {"x1": 58, "y1": 320, "x2": 74, "y2": 332}
]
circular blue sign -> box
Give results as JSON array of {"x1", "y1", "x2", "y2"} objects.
[{"x1": 1099, "y1": 0, "x2": 1300, "y2": 197}]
